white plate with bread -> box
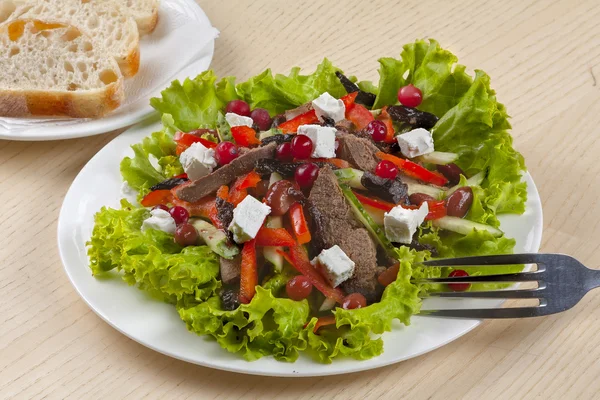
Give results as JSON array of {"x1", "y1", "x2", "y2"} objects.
[{"x1": 0, "y1": 0, "x2": 218, "y2": 141}]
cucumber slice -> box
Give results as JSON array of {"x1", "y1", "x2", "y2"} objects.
[
  {"x1": 318, "y1": 297, "x2": 337, "y2": 311},
  {"x1": 191, "y1": 219, "x2": 240, "y2": 259},
  {"x1": 269, "y1": 172, "x2": 283, "y2": 187},
  {"x1": 405, "y1": 181, "x2": 445, "y2": 199},
  {"x1": 263, "y1": 216, "x2": 284, "y2": 272},
  {"x1": 340, "y1": 184, "x2": 396, "y2": 256},
  {"x1": 445, "y1": 171, "x2": 486, "y2": 197},
  {"x1": 415, "y1": 151, "x2": 458, "y2": 165},
  {"x1": 334, "y1": 168, "x2": 365, "y2": 190},
  {"x1": 432, "y1": 216, "x2": 503, "y2": 237}
]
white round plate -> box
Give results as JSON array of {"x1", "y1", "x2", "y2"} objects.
[
  {"x1": 0, "y1": 0, "x2": 218, "y2": 141},
  {"x1": 58, "y1": 120, "x2": 543, "y2": 377}
]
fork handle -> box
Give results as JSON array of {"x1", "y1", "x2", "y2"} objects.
[{"x1": 585, "y1": 267, "x2": 600, "y2": 291}]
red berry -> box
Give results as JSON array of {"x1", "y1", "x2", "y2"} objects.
[
  {"x1": 225, "y1": 100, "x2": 251, "y2": 116},
  {"x1": 169, "y1": 206, "x2": 189, "y2": 225},
  {"x1": 276, "y1": 142, "x2": 294, "y2": 162},
  {"x1": 397, "y1": 84, "x2": 423, "y2": 108},
  {"x1": 365, "y1": 120, "x2": 387, "y2": 142},
  {"x1": 250, "y1": 108, "x2": 272, "y2": 131},
  {"x1": 291, "y1": 135, "x2": 314, "y2": 159},
  {"x1": 448, "y1": 269, "x2": 471, "y2": 292},
  {"x1": 174, "y1": 223, "x2": 198, "y2": 247},
  {"x1": 152, "y1": 204, "x2": 169, "y2": 212},
  {"x1": 214, "y1": 141, "x2": 239, "y2": 165},
  {"x1": 375, "y1": 160, "x2": 398, "y2": 179},
  {"x1": 342, "y1": 293, "x2": 367, "y2": 309},
  {"x1": 286, "y1": 275, "x2": 313, "y2": 301},
  {"x1": 295, "y1": 163, "x2": 319, "y2": 189}
]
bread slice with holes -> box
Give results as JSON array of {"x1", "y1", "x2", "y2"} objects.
[
  {"x1": 124, "y1": 0, "x2": 159, "y2": 35},
  {"x1": 0, "y1": 19, "x2": 125, "y2": 118},
  {"x1": 9, "y1": 0, "x2": 140, "y2": 77}
]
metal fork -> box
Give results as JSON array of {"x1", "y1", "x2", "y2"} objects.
[{"x1": 419, "y1": 254, "x2": 600, "y2": 318}]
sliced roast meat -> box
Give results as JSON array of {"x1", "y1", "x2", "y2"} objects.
[
  {"x1": 219, "y1": 255, "x2": 241, "y2": 285},
  {"x1": 175, "y1": 142, "x2": 277, "y2": 202},
  {"x1": 336, "y1": 132, "x2": 380, "y2": 172},
  {"x1": 308, "y1": 166, "x2": 381, "y2": 302},
  {"x1": 255, "y1": 159, "x2": 332, "y2": 178}
]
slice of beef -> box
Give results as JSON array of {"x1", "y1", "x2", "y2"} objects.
[
  {"x1": 176, "y1": 142, "x2": 277, "y2": 202},
  {"x1": 255, "y1": 159, "x2": 333, "y2": 178},
  {"x1": 308, "y1": 166, "x2": 381, "y2": 302},
  {"x1": 219, "y1": 255, "x2": 241, "y2": 285},
  {"x1": 336, "y1": 132, "x2": 380, "y2": 172}
]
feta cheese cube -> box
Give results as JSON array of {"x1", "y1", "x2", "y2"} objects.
[
  {"x1": 297, "y1": 124, "x2": 336, "y2": 158},
  {"x1": 396, "y1": 128, "x2": 435, "y2": 158},
  {"x1": 311, "y1": 245, "x2": 355, "y2": 288},
  {"x1": 312, "y1": 92, "x2": 346, "y2": 123},
  {"x1": 179, "y1": 142, "x2": 217, "y2": 181},
  {"x1": 141, "y1": 209, "x2": 177, "y2": 235},
  {"x1": 384, "y1": 202, "x2": 429, "y2": 244},
  {"x1": 228, "y1": 196, "x2": 272, "y2": 243},
  {"x1": 225, "y1": 112, "x2": 254, "y2": 128}
]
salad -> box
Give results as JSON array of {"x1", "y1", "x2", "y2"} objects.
[{"x1": 87, "y1": 39, "x2": 527, "y2": 363}]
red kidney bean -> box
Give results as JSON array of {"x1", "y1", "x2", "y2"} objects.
[
  {"x1": 409, "y1": 193, "x2": 436, "y2": 206},
  {"x1": 264, "y1": 180, "x2": 302, "y2": 216},
  {"x1": 445, "y1": 187, "x2": 474, "y2": 218},
  {"x1": 436, "y1": 163, "x2": 465, "y2": 186}
]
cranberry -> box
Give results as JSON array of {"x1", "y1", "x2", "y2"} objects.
[
  {"x1": 250, "y1": 108, "x2": 272, "y2": 131},
  {"x1": 214, "y1": 141, "x2": 239, "y2": 165},
  {"x1": 276, "y1": 142, "x2": 294, "y2": 162},
  {"x1": 169, "y1": 206, "x2": 189, "y2": 225},
  {"x1": 225, "y1": 100, "x2": 250, "y2": 117},
  {"x1": 286, "y1": 275, "x2": 313, "y2": 301},
  {"x1": 174, "y1": 223, "x2": 198, "y2": 247},
  {"x1": 448, "y1": 269, "x2": 471, "y2": 292},
  {"x1": 291, "y1": 135, "x2": 314, "y2": 159},
  {"x1": 152, "y1": 204, "x2": 169, "y2": 212},
  {"x1": 365, "y1": 120, "x2": 387, "y2": 142},
  {"x1": 397, "y1": 84, "x2": 423, "y2": 108},
  {"x1": 375, "y1": 160, "x2": 398, "y2": 179},
  {"x1": 342, "y1": 293, "x2": 367, "y2": 309},
  {"x1": 295, "y1": 163, "x2": 319, "y2": 189}
]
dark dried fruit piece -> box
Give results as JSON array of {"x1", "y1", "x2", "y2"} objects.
[
  {"x1": 335, "y1": 71, "x2": 376, "y2": 107},
  {"x1": 149, "y1": 177, "x2": 188, "y2": 191},
  {"x1": 255, "y1": 159, "x2": 333, "y2": 178},
  {"x1": 387, "y1": 105, "x2": 438, "y2": 130},
  {"x1": 360, "y1": 171, "x2": 408, "y2": 204},
  {"x1": 220, "y1": 288, "x2": 240, "y2": 311},
  {"x1": 260, "y1": 133, "x2": 294, "y2": 146}
]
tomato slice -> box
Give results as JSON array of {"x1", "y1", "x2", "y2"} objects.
[
  {"x1": 340, "y1": 92, "x2": 358, "y2": 109},
  {"x1": 174, "y1": 132, "x2": 218, "y2": 155},
  {"x1": 345, "y1": 103, "x2": 374, "y2": 130},
  {"x1": 378, "y1": 106, "x2": 396, "y2": 143},
  {"x1": 231, "y1": 126, "x2": 260, "y2": 147}
]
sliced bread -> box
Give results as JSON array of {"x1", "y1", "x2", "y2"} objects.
[
  {"x1": 10, "y1": 0, "x2": 140, "y2": 77},
  {"x1": 0, "y1": 19, "x2": 125, "y2": 118},
  {"x1": 124, "y1": 0, "x2": 159, "y2": 35}
]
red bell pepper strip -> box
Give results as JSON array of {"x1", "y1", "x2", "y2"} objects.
[
  {"x1": 278, "y1": 245, "x2": 345, "y2": 303},
  {"x1": 310, "y1": 315, "x2": 337, "y2": 333},
  {"x1": 378, "y1": 107, "x2": 396, "y2": 143},
  {"x1": 216, "y1": 185, "x2": 229, "y2": 201},
  {"x1": 376, "y1": 152, "x2": 448, "y2": 186},
  {"x1": 254, "y1": 227, "x2": 296, "y2": 247},
  {"x1": 340, "y1": 92, "x2": 358, "y2": 108},
  {"x1": 140, "y1": 189, "x2": 173, "y2": 207},
  {"x1": 377, "y1": 263, "x2": 400, "y2": 287},
  {"x1": 231, "y1": 125, "x2": 260, "y2": 147},
  {"x1": 278, "y1": 109, "x2": 320, "y2": 134},
  {"x1": 345, "y1": 103, "x2": 374, "y2": 130},
  {"x1": 425, "y1": 200, "x2": 447, "y2": 220},
  {"x1": 228, "y1": 171, "x2": 262, "y2": 206},
  {"x1": 171, "y1": 196, "x2": 215, "y2": 219},
  {"x1": 309, "y1": 158, "x2": 352, "y2": 169},
  {"x1": 289, "y1": 202, "x2": 311, "y2": 244},
  {"x1": 239, "y1": 239, "x2": 257, "y2": 304},
  {"x1": 174, "y1": 132, "x2": 218, "y2": 155},
  {"x1": 353, "y1": 191, "x2": 395, "y2": 211}
]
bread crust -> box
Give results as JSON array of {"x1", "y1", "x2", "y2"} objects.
[
  {"x1": 137, "y1": 6, "x2": 158, "y2": 35},
  {"x1": 0, "y1": 81, "x2": 124, "y2": 118}
]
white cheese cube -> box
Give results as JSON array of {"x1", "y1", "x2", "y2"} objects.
[
  {"x1": 312, "y1": 92, "x2": 346, "y2": 123},
  {"x1": 311, "y1": 245, "x2": 355, "y2": 288},
  {"x1": 228, "y1": 196, "x2": 272, "y2": 243},
  {"x1": 396, "y1": 128, "x2": 435, "y2": 158},
  {"x1": 141, "y1": 209, "x2": 177, "y2": 235},
  {"x1": 297, "y1": 124, "x2": 336, "y2": 158},
  {"x1": 179, "y1": 142, "x2": 217, "y2": 181},
  {"x1": 384, "y1": 202, "x2": 429, "y2": 244},
  {"x1": 225, "y1": 112, "x2": 254, "y2": 128}
]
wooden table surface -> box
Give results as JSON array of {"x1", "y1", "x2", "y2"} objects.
[{"x1": 2, "y1": 0, "x2": 600, "y2": 398}]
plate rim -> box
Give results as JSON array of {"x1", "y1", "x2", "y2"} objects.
[
  {"x1": 0, "y1": 0, "x2": 215, "y2": 142},
  {"x1": 57, "y1": 120, "x2": 543, "y2": 377}
]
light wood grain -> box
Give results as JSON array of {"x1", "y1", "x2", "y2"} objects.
[{"x1": 1, "y1": 0, "x2": 600, "y2": 398}]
